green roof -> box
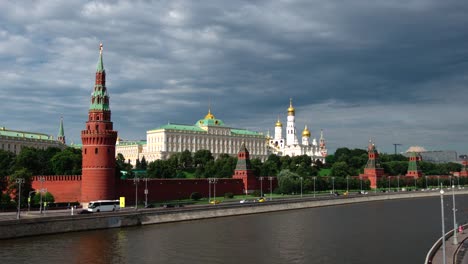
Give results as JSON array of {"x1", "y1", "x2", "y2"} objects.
[
  {"x1": 231, "y1": 129, "x2": 263, "y2": 136},
  {"x1": 150, "y1": 124, "x2": 205, "y2": 132},
  {"x1": 58, "y1": 118, "x2": 64, "y2": 137},
  {"x1": 96, "y1": 48, "x2": 104, "y2": 73},
  {"x1": 118, "y1": 140, "x2": 147, "y2": 146},
  {"x1": 0, "y1": 127, "x2": 55, "y2": 141},
  {"x1": 195, "y1": 117, "x2": 225, "y2": 127}
]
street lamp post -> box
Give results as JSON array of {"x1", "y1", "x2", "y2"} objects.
[
  {"x1": 16, "y1": 178, "x2": 24, "y2": 219},
  {"x1": 260, "y1": 177, "x2": 264, "y2": 197},
  {"x1": 387, "y1": 177, "x2": 390, "y2": 193},
  {"x1": 208, "y1": 178, "x2": 218, "y2": 204},
  {"x1": 438, "y1": 176, "x2": 440, "y2": 189},
  {"x1": 457, "y1": 176, "x2": 460, "y2": 189},
  {"x1": 268, "y1": 177, "x2": 273, "y2": 201},
  {"x1": 359, "y1": 176, "x2": 363, "y2": 193},
  {"x1": 208, "y1": 178, "x2": 211, "y2": 203},
  {"x1": 425, "y1": 175, "x2": 428, "y2": 190},
  {"x1": 414, "y1": 177, "x2": 417, "y2": 191},
  {"x1": 39, "y1": 177, "x2": 45, "y2": 214},
  {"x1": 397, "y1": 176, "x2": 400, "y2": 192},
  {"x1": 440, "y1": 187, "x2": 447, "y2": 264},
  {"x1": 133, "y1": 176, "x2": 140, "y2": 210},
  {"x1": 300, "y1": 177, "x2": 303, "y2": 198},
  {"x1": 452, "y1": 181, "x2": 458, "y2": 245},
  {"x1": 28, "y1": 191, "x2": 35, "y2": 212},
  {"x1": 332, "y1": 177, "x2": 335, "y2": 194},
  {"x1": 346, "y1": 176, "x2": 349, "y2": 193},
  {"x1": 144, "y1": 178, "x2": 148, "y2": 208},
  {"x1": 313, "y1": 177, "x2": 317, "y2": 198}
]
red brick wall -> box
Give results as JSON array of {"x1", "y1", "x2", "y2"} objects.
[
  {"x1": 116, "y1": 178, "x2": 245, "y2": 203},
  {"x1": 31, "y1": 175, "x2": 82, "y2": 203}
]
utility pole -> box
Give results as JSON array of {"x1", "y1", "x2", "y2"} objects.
[{"x1": 393, "y1": 144, "x2": 402, "y2": 155}]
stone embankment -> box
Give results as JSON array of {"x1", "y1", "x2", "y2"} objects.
[{"x1": 2, "y1": 190, "x2": 468, "y2": 240}]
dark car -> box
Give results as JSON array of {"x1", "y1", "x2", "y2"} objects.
[
  {"x1": 79, "y1": 210, "x2": 93, "y2": 214},
  {"x1": 162, "y1": 204, "x2": 175, "y2": 208}
]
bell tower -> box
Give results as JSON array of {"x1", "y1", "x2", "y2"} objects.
[{"x1": 81, "y1": 43, "x2": 118, "y2": 204}]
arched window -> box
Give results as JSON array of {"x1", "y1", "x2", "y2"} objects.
[{"x1": 95, "y1": 148, "x2": 98, "y2": 154}]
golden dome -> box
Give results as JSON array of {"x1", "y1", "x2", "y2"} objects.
[
  {"x1": 287, "y1": 98, "x2": 295, "y2": 115},
  {"x1": 204, "y1": 109, "x2": 215, "y2": 119},
  {"x1": 302, "y1": 125, "x2": 310, "y2": 137},
  {"x1": 275, "y1": 117, "x2": 282, "y2": 127}
]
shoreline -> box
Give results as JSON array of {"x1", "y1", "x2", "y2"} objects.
[{"x1": 1, "y1": 190, "x2": 467, "y2": 240}]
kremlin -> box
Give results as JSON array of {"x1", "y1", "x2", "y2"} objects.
[{"x1": 0, "y1": 44, "x2": 466, "y2": 206}]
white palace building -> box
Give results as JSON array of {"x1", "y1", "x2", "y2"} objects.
[
  {"x1": 116, "y1": 101, "x2": 328, "y2": 166},
  {"x1": 116, "y1": 109, "x2": 268, "y2": 165}
]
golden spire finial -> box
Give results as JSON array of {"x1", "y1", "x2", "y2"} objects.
[
  {"x1": 275, "y1": 115, "x2": 282, "y2": 127},
  {"x1": 287, "y1": 98, "x2": 295, "y2": 115},
  {"x1": 302, "y1": 125, "x2": 310, "y2": 137}
]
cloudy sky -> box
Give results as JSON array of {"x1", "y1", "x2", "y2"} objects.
[{"x1": 0, "y1": 0, "x2": 467, "y2": 155}]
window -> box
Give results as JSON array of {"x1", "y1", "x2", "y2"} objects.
[
  {"x1": 85, "y1": 148, "x2": 87, "y2": 154},
  {"x1": 95, "y1": 148, "x2": 98, "y2": 154}
]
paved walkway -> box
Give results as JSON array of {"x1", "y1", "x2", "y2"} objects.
[{"x1": 430, "y1": 226, "x2": 468, "y2": 264}]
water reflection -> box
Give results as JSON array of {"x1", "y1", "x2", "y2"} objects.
[{"x1": 1, "y1": 195, "x2": 468, "y2": 264}]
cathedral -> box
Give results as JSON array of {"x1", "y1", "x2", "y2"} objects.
[{"x1": 267, "y1": 99, "x2": 327, "y2": 163}]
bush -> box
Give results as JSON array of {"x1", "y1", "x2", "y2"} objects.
[
  {"x1": 252, "y1": 190, "x2": 261, "y2": 197},
  {"x1": 224, "y1": 192, "x2": 234, "y2": 199},
  {"x1": 190, "y1": 192, "x2": 202, "y2": 201}
]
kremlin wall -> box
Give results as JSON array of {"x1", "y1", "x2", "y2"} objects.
[{"x1": 5, "y1": 44, "x2": 468, "y2": 205}]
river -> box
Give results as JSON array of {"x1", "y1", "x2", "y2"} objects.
[{"x1": 1, "y1": 194, "x2": 468, "y2": 264}]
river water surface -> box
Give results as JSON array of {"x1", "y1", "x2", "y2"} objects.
[{"x1": 1, "y1": 195, "x2": 468, "y2": 264}]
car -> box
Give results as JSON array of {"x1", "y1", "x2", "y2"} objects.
[
  {"x1": 79, "y1": 209, "x2": 93, "y2": 214},
  {"x1": 162, "y1": 204, "x2": 175, "y2": 208},
  {"x1": 240, "y1": 199, "x2": 246, "y2": 203},
  {"x1": 210, "y1": 200, "x2": 221, "y2": 204},
  {"x1": 333, "y1": 192, "x2": 340, "y2": 196},
  {"x1": 343, "y1": 192, "x2": 349, "y2": 196},
  {"x1": 257, "y1": 197, "x2": 266, "y2": 203},
  {"x1": 145, "y1": 204, "x2": 155, "y2": 208}
]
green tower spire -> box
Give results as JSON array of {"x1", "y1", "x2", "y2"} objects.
[
  {"x1": 96, "y1": 43, "x2": 104, "y2": 72},
  {"x1": 89, "y1": 43, "x2": 110, "y2": 111},
  {"x1": 58, "y1": 117, "x2": 64, "y2": 137},
  {"x1": 57, "y1": 116, "x2": 65, "y2": 144}
]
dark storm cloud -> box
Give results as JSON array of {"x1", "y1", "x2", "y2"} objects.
[{"x1": 0, "y1": 0, "x2": 467, "y2": 153}]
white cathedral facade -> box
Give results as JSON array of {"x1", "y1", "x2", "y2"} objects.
[{"x1": 267, "y1": 99, "x2": 327, "y2": 163}]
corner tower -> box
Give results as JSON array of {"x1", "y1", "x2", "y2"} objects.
[{"x1": 81, "y1": 44, "x2": 118, "y2": 204}]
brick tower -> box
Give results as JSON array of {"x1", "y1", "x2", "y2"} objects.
[
  {"x1": 232, "y1": 143, "x2": 257, "y2": 194},
  {"x1": 360, "y1": 139, "x2": 384, "y2": 189},
  {"x1": 406, "y1": 152, "x2": 422, "y2": 177},
  {"x1": 81, "y1": 44, "x2": 118, "y2": 204}
]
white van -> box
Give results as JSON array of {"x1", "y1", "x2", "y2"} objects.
[{"x1": 87, "y1": 200, "x2": 120, "y2": 212}]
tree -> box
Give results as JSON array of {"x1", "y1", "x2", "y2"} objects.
[
  {"x1": 140, "y1": 156, "x2": 148, "y2": 170},
  {"x1": 330, "y1": 161, "x2": 350, "y2": 177},
  {"x1": 193, "y1": 150, "x2": 214, "y2": 168},
  {"x1": 8, "y1": 168, "x2": 33, "y2": 205},
  {"x1": 116, "y1": 153, "x2": 133, "y2": 179},
  {"x1": 179, "y1": 150, "x2": 193, "y2": 169},
  {"x1": 276, "y1": 169, "x2": 301, "y2": 194},
  {"x1": 50, "y1": 147, "x2": 82, "y2": 175}
]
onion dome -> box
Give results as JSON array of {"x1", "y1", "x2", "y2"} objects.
[
  {"x1": 302, "y1": 125, "x2": 311, "y2": 137},
  {"x1": 287, "y1": 98, "x2": 295, "y2": 116},
  {"x1": 275, "y1": 117, "x2": 282, "y2": 127},
  {"x1": 205, "y1": 108, "x2": 215, "y2": 119}
]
